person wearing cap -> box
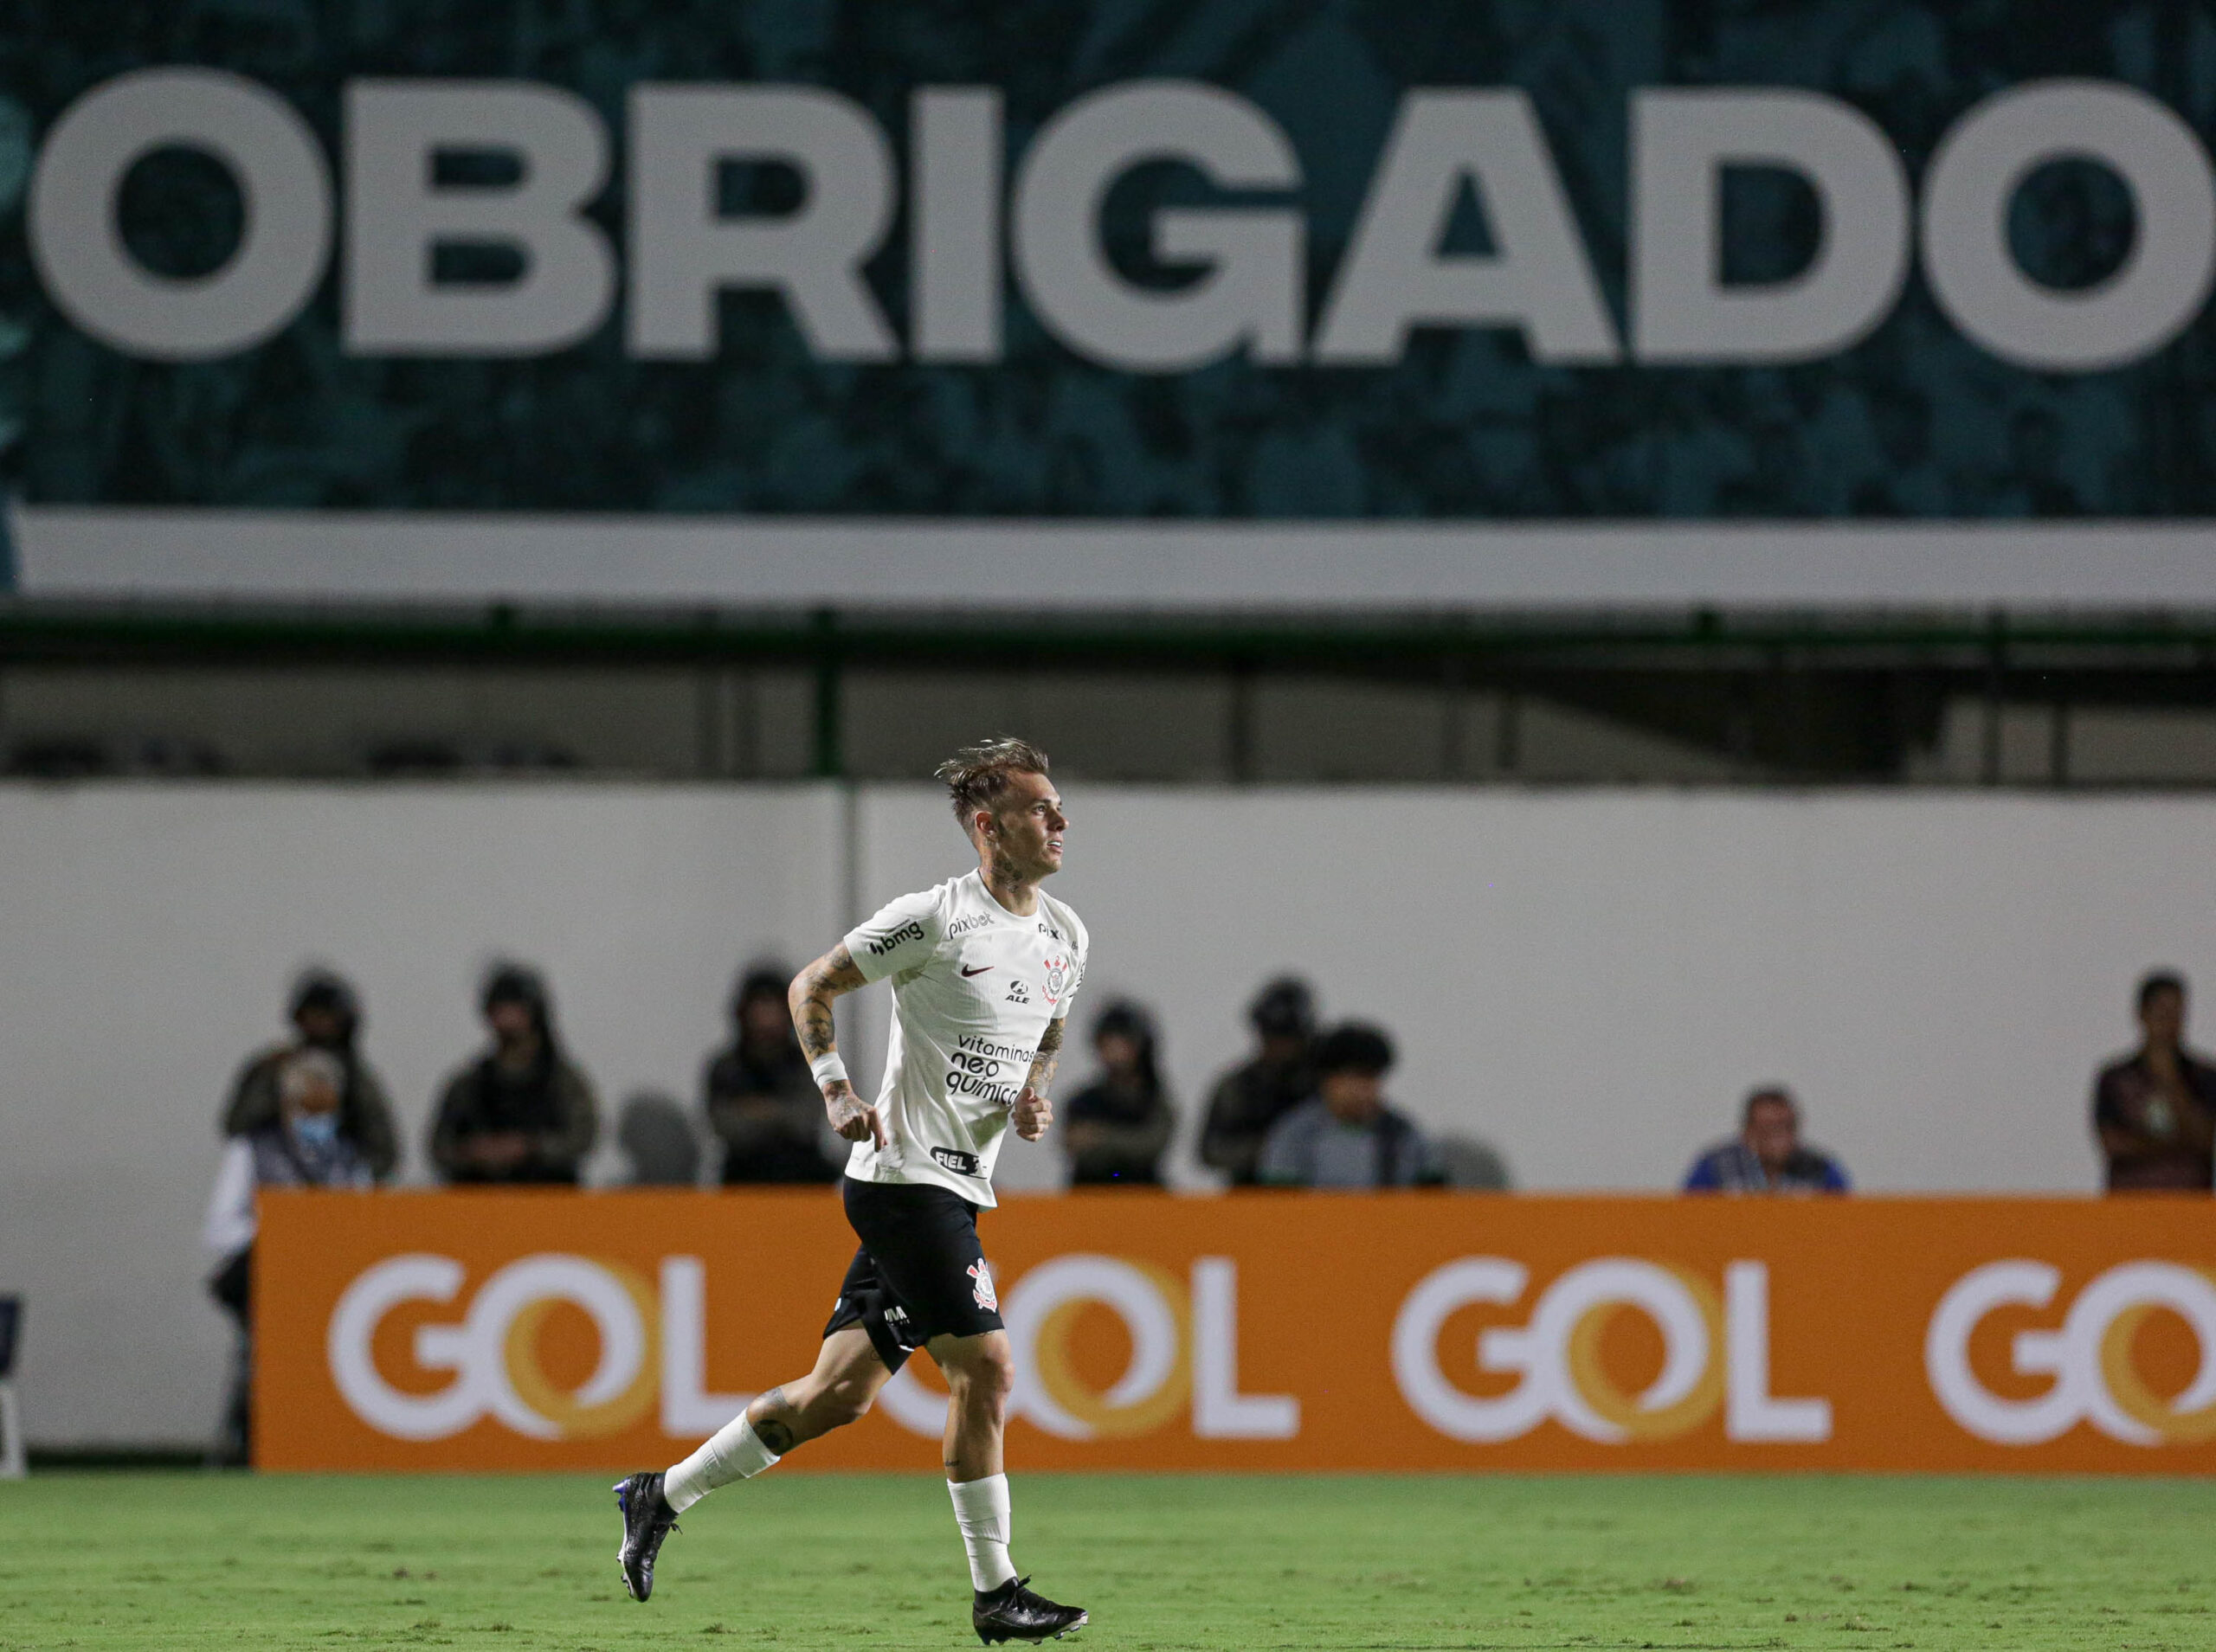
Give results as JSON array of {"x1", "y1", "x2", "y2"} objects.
[
  {"x1": 705, "y1": 961, "x2": 841, "y2": 1184},
  {"x1": 428, "y1": 962, "x2": 600, "y2": 1185},
  {"x1": 1199, "y1": 976, "x2": 1319, "y2": 1186},
  {"x1": 220, "y1": 967, "x2": 400, "y2": 1180},
  {"x1": 1060, "y1": 1000, "x2": 1176, "y2": 1186},
  {"x1": 1682, "y1": 1086, "x2": 1849, "y2": 1194},
  {"x1": 203, "y1": 1046, "x2": 375, "y2": 1462},
  {"x1": 1256, "y1": 1022, "x2": 1441, "y2": 1189}
]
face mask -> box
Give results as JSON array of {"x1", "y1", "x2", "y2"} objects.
[{"x1": 292, "y1": 1112, "x2": 341, "y2": 1148}]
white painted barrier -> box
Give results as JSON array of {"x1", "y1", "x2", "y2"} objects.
[{"x1": 1, "y1": 781, "x2": 2209, "y2": 1443}]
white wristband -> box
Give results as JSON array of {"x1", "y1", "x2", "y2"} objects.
[{"x1": 810, "y1": 1052, "x2": 850, "y2": 1090}]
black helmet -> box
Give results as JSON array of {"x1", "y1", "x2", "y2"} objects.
[{"x1": 1248, "y1": 976, "x2": 1316, "y2": 1039}]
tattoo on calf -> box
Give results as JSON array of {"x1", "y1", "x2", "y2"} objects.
[{"x1": 750, "y1": 1386, "x2": 796, "y2": 1453}]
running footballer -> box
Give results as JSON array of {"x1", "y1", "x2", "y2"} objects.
[{"x1": 614, "y1": 737, "x2": 1090, "y2": 1645}]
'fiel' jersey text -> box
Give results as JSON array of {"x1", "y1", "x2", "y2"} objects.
[{"x1": 842, "y1": 871, "x2": 1089, "y2": 1207}]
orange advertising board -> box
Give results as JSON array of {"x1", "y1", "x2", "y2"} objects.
[{"x1": 256, "y1": 1188, "x2": 2216, "y2": 1473}]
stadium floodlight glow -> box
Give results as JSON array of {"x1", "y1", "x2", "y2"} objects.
[{"x1": 24, "y1": 69, "x2": 2216, "y2": 370}]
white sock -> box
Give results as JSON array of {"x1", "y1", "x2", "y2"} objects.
[
  {"x1": 662, "y1": 1413, "x2": 781, "y2": 1514},
  {"x1": 947, "y1": 1473, "x2": 1016, "y2": 1592}
]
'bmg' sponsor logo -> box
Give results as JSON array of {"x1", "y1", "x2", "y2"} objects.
[{"x1": 866, "y1": 920, "x2": 924, "y2": 955}]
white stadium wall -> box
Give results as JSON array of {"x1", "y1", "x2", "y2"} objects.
[
  {"x1": 0, "y1": 784, "x2": 844, "y2": 1447},
  {"x1": 3, "y1": 781, "x2": 2213, "y2": 1444},
  {"x1": 863, "y1": 787, "x2": 2216, "y2": 1199}
]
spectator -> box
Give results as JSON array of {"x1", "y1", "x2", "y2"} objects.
[
  {"x1": 203, "y1": 1048, "x2": 373, "y2": 1463},
  {"x1": 220, "y1": 967, "x2": 399, "y2": 1180},
  {"x1": 1061, "y1": 1000, "x2": 1176, "y2": 1186},
  {"x1": 1684, "y1": 1087, "x2": 1849, "y2": 1194},
  {"x1": 428, "y1": 963, "x2": 598, "y2": 1185},
  {"x1": 617, "y1": 1090, "x2": 703, "y2": 1186},
  {"x1": 2093, "y1": 971, "x2": 2216, "y2": 1192},
  {"x1": 1258, "y1": 1022, "x2": 1441, "y2": 1189},
  {"x1": 1201, "y1": 976, "x2": 1318, "y2": 1186},
  {"x1": 705, "y1": 961, "x2": 841, "y2": 1184}
]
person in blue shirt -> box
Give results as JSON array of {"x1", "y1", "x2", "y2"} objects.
[
  {"x1": 1258, "y1": 1023, "x2": 1443, "y2": 1190},
  {"x1": 1684, "y1": 1086, "x2": 1848, "y2": 1195}
]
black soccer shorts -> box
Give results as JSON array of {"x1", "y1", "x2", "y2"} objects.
[{"x1": 822, "y1": 1177, "x2": 1003, "y2": 1372}]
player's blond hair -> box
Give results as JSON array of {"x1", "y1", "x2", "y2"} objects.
[{"x1": 936, "y1": 736, "x2": 1051, "y2": 832}]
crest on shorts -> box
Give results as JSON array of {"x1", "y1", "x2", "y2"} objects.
[
  {"x1": 1042, "y1": 955, "x2": 1070, "y2": 1002},
  {"x1": 968, "y1": 1259, "x2": 999, "y2": 1312}
]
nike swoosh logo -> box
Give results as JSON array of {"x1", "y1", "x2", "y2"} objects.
[{"x1": 961, "y1": 964, "x2": 994, "y2": 977}]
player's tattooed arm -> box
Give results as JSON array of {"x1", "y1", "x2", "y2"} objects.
[
  {"x1": 1022, "y1": 1015, "x2": 1065, "y2": 1096},
  {"x1": 789, "y1": 946, "x2": 886, "y2": 1148},
  {"x1": 1012, "y1": 1018, "x2": 1063, "y2": 1142},
  {"x1": 789, "y1": 945, "x2": 865, "y2": 1060}
]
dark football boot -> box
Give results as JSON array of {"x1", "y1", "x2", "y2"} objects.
[
  {"x1": 612, "y1": 1470, "x2": 679, "y2": 1602},
  {"x1": 972, "y1": 1575, "x2": 1088, "y2": 1643}
]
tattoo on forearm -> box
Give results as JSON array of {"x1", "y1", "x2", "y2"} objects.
[
  {"x1": 790, "y1": 946, "x2": 865, "y2": 1062},
  {"x1": 796, "y1": 995, "x2": 837, "y2": 1060},
  {"x1": 1025, "y1": 1018, "x2": 1064, "y2": 1096}
]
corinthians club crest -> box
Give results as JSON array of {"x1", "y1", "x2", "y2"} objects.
[{"x1": 1042, "y1": 955, "x2": 1070, "y2": 1003}]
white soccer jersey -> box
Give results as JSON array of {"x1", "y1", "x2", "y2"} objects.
[{"x1": 841, "y1": 870, "x2": 1089, "y2": 1206}]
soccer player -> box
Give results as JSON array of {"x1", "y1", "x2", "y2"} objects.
[{"x1": 615, "y1": 737, "x2": 1090, "y2": 1645}]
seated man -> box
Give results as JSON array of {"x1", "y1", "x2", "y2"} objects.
[
  {"x1": 1684, "y1": 1086, "x2": 1849, "y2": 1194},
  {"x1": 221, "y1": 967, "x2": 399, "y2": 1180},
  {"x1": 1257, "y1": 1022, "x2": 1440, "y2": 1189},
  {"x1": 1060, "y1": 1000, "x2": 1176, "y2": 1186},
  {"x1": 2092, "y1": 970, "x2": 2216, "y2": 1192},
  {"x1": 428, "y1": 963, "x2": 599, "y2": 1185},
  {"x1": 203, "y1": 1048, "x2": 375, "y2": 1462}
]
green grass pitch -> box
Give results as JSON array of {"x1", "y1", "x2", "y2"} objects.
[{"x1": 3, "y1": 1471, "x2": 2213, "y2": 1649}]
